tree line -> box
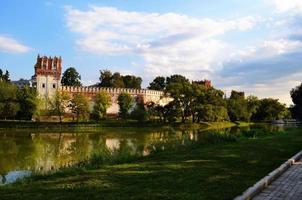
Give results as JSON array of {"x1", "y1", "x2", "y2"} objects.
[
  {"x1": 1, "y1": 66, "x2": 301, "y2": 122},
  {"x1": 146, "y1": 75, "x2": 291, "y2": 123},
  {"x1": 0, "y1": 69, "x2": 38, "y2": 120}
]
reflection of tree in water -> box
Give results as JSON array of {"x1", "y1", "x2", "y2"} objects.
[
  {"x1": 0, "y1": 133, "x2": 36, "y2": 182},
  {"x1": 68, "y1": 133, "x2": 92, "y2": 165}
]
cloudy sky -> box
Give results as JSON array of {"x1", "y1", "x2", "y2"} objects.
[{"x1": 1, "y1": 0, "x2": 302, "y2": 105}]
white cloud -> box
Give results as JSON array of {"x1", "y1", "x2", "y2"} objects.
[
  {"x1": 269, "y1": 0, "x2": 302, "y2": 13},
  {"x1": 229, "y1": 39, "x2": 302, "y2": 62},
  {"x1": 0, "y1": 35, "x2": 31, "y2": 53},
  {"x1": 65, "y1": 6, "x2": 259, "y2": 78}
]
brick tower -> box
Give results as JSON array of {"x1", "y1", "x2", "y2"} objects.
[{"x1": 32, "y1": 55, "x2": 62, "y2": 107}]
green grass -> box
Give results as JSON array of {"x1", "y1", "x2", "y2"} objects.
[{"x1": 0, "y1": 127, "x2": 301, "y2": 200}]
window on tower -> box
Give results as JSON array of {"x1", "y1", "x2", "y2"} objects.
[
  {"x1": 42, "y1": 83, "x2": 45, "y2": 88},
  {"x1": 53, "y1": 84, "x2": 56, "y2": 89}
]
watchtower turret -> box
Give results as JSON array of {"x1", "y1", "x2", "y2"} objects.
[{"x1": 32, "y1": 55, "x2": 62, "y2": 108}]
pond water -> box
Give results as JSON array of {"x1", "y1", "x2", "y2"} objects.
[{"x1": 0, "y1": 124, "x2": 296, "y2": 185}]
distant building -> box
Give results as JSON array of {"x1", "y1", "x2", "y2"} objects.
[
  {"x1": 11, "y1": 79, "x2": 32, "y2": 89},
  {"x1": 192, "y1": 79, "x2": 212, "y2": 89}
]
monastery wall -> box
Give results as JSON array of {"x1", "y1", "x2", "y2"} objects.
[{"x1": 60, "y1": 86, "x2": 167, "y2": 115}]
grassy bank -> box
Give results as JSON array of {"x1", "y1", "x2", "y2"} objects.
[{"x1": 0, "y1": 127, "x2": 301, "y2": 199}]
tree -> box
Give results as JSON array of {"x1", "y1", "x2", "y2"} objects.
[
  {"x1": 253, "y1": 98, "x2": 288, "y2": 121},
  {"x1": 131, "y1": 102, "x2": 148, "y2": 123},
  {"x1": 50, "y1": 90, "x2": 70, "y2": 123},
  {"x1": 0, "y1": 82, "x2": 19, "y2": 119},
  {"x1": 92, "y1": 91, "x2": 112, "y2": 121},
  {"x1": 111, "y1": 72, "x2": 125, "y2": 88},
  {"x1": 290, "y1": 83, "x2": 302, "y2": 120},
  {"x1": 70, "y1": 93, "x2": 90, "y2": 122},
  {"x1": 227, "y1": 90, "x2": 250, "y2": 122},
  {"x1": 117, "y1": 93, "x2": 134, "y2": 119},
  {"x1": 166, "y1": 74, "x2": 190, "y2": 86},
  {"x1": 61, "y1": 67, "x2": 82, "y2": 87},
  {"x1": 2, "y1": 70, "x2": 10, "y2": 82},
  {"x1": 197, "y1": 105, "x2": 229, "y2": 122},
  {"x1": 123, "y1": 75, "x2": 142, "y2": 89},
  {"x1": 148, "y1": 76, "x2": 166, "y2": 91},
  {"x1": 99, "y1": 70, "x2": 142, "y2": 89},
  {"x1": 99, "y1": 70, "x2": 113, "y2": 87},
  {"x1": 246, "y1": 95, "x2": 260, "y2": 121},
  {"x1": 166, "y1": 80, "x2": 192, "y2": 122},
  {"x1": 16, "y1": 86, "x2": 39, "y2": 120}
]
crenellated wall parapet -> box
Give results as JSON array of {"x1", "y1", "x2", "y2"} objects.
[{"x1": 60, "y1": 86, "x2": 164, "y2": 97}]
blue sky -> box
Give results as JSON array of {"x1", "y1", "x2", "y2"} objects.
[{"x1": 1, "y1": 0, "x2": 302, "y2": 104}]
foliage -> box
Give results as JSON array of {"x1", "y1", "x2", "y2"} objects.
[
  {"x1": 253, "y1": 98, "x2": 288, "y2": 121},
  {"x1": 0, "y1": 69, "x2": 10, "y2": 82},
  {"x1": 16, "y1": 86, "x2": 39, "y2": 120},
  {"x1": 166, "y1": 74, "x2": 190, "y2": 85},
  {"x1": 148, "y1": 76, "x2": 166, "y2": 91},
  {"x1": 92, "y1": 91, "x2": 112, "y2": 121},
  {"x1": 50, "y1": 90, "x2": 70, "y2": 122},
  {"x1": 197, "y1": 105, "x2": 229, "y2": 122},
  {"x1": 227, "y1": 90, "x2": 250, "y2": 122},
  {"x1": 123, "y1": 75, "x2": 142, "y2": 89},
  {"x1": 0, "y1": 82, "x2": 19, "y2": 119},
  {"x1": 131, "y1": 102, "x2": 149, "y2": 123},
  {"x1": 99, "y1": 70, "x2": 142, "y2": 89},
  {"x1": 290, "y1": 83, "x2": 302, "y2": 120},
  {"x1": 70, "y1": 93, "x2": 90, "y2": 122},
  {"x1": 118, "y1": 93, "x2": 134, "y2": 119},
  {"x1": 246, "y1": 95, "x2": 260, "y2": 120},
  {"x1": 61, "y1": 67, "x2": 82, "y2": 87},
  {"x1": 111, "y1": 72, "x2": 125, "y2": 88},
  {"x1": 99, "y1": 70, "x2": 113, "y2": 87}
]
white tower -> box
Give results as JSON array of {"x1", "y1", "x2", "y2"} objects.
[{"x1": 32, "y1": 55, "x2": 62, "y2": 108}]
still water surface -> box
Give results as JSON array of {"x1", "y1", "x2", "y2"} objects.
[{"x1": 0, "y1": 124, "x2": 293, "y2": 185}]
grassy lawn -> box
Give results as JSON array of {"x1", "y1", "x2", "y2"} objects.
[{"x1": 0, "y1": 127, "x2": 301, "y2": 200}]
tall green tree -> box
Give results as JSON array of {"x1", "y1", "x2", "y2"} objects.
[
  {"x1": 117, "y1": 93, "x2": 134, "y2": 119},
  {"x1": 246, "y1": 95, "x2": 260, "y2": 121},
  {"x1": 0, "y1": 82, "x2": 19, "y2": 119},
  {"x1": 0, "y1": 69, "x2": 10, "y2": 82},
  {"x1": 50, "y1": 91, "x2": 70, "y2": 123},
  {"x1": 99, "y1": 70, "x2": 113, "y2": 87},
  {"x1": 2, "y1": 70, "x2": 10, "y2": 82},
  {"x1": 16, "y1": 86, "x2": 39, "y2": 120},
  {"x1": 290, "y1": 83, "x2": 302, "y2": 120},
  {"x1": 61, "y1": 67, "x2": 82, "y2": 87},
  {"x1": 111, "y1": 72, "x2": 125, "y2": 88},
  {"x1": 70, "y1": 93, "x2": 90, "y2": 122},
  {"x1": 99, "y1": 70, "x2": 142, "y2": 89},
  {"x1": 227, "y1": 90, "x2": 250, "y2": 122},
  {"x1": 123, "y1": 75, "x2": 142, "y2": 89},
  {"x1": 166, "y1": 74, "x2": 190, "y2": 86},
  {"x1": 148, "y1": 76, "x2": 166, "y2": 91},
  {"x1": 92, "y1": 91, "x2": 112, "y2": 121},
  {"x1": 253, "y1": 98, "x2": 289, "y2": 121},
  {"x1": 196, "y1": 88, "x2": 228, "y2": 122},
  {"x1": 131, "y1": 102, "x2": 148, "y2": 123}
]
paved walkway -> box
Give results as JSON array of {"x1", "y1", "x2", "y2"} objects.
[{"x1": 253, "y1": 159, "x2": 302, "y2": 200}]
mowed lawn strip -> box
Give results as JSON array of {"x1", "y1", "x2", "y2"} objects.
[{"x1": 0, "y1": 128, "x2": 301, "y2": 200}]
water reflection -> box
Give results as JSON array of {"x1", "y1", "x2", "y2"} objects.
[{"x1": 0, "y1": 124, "x2": 291, "y2": 185}]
